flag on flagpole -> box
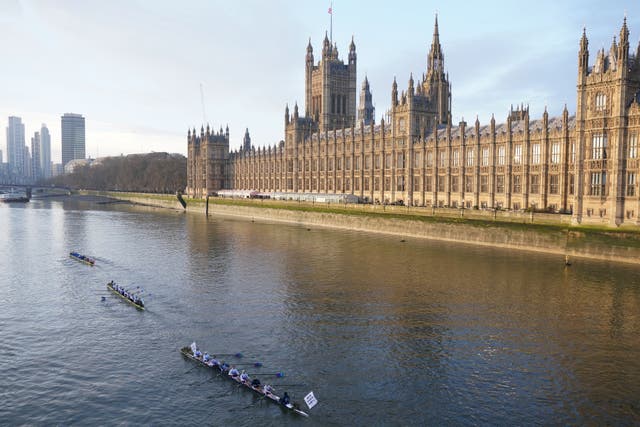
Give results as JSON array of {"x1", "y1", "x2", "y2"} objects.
[
  {"x1": 328, "y1": 6, "x2": 332, "y2": 14},
  {"x1": 304, "y1": 391, "x2": 318, "y2": 409}
]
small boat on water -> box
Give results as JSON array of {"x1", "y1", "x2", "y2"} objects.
[
  {"x1": 0, "y1": 191, "x2": 29, "y2": 203},
  {"x1": 69, "y1": 251, "x2": 95, "y2": 266},
  {"x1": 106, "y1": 281, "x2": 145, "y2": 310},
  {"x1": 180, "y1": 343, "x2": 310, "y2": 417}
]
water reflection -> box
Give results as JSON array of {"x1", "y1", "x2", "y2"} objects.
[{"x1": 1, "y1": 199, "x2": 639, "y2": 425}]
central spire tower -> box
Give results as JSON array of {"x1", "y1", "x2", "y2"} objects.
[{"x1": 422, "y1": 14, "x2": 451, "y2": 125}]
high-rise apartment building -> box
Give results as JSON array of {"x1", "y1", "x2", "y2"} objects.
[
  {"x1": 40, "y1": 124, "x2": 51, "y2": 179},
  {"x1": 23, "y1": 145, "x2": 31, "y2": 179},
  {"x1": 61, "y1": 113, "x2": 85, "y2": 168},
  {"x1": 6, "y1": 116, "x2": 25, "y2": 176},
  {"x1": 31, "y1": 132, "x2": 41, "y2": 181}
]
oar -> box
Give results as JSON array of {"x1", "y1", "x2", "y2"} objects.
[
  {"x1": 212, "y1": 352, "x2": 243, "y2": 358},
  {"x1": 233, "y1": 362, "x2": 263, "y2": 367},
  {"x1": 267, "y1": 384, "x2": 306, "y2": 387},
  {"x1": 252, "y1": 372, "x2": 285, "y2": 377},
  {"x1": 196, "y1": 376, "x2": 218, "y2": 386},
  {"x1": 184, "y1": 365, "x2": 200, "y2": 374}
]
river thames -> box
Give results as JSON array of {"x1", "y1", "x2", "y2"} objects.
[{"x1": 1, "y1": 197, "x2": 639, "y2": 425}]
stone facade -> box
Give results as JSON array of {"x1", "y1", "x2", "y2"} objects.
[
  {"x1": 186, "y1": 125, "x2": 230, "y2": 198},
  {"x1": 187, "y1": 17, "x2": 640, "y2": 226}
]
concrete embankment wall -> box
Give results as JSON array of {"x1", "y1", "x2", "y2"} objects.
[{"x1": 96, "y1": 191, "x2": 640, "y2": 265}]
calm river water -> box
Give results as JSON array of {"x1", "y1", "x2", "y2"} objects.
[{"x1": 1, "y1": 197, "x2": 639, "y2": 426}]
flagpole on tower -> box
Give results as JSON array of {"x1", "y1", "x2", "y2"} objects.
[{"x1": 329, "y1": 2, "x2": 333, "y2": 45}]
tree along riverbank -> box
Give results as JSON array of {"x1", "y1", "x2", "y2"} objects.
[{"x1": 89, "y1": 191, "x2": 640, "y2": 265}]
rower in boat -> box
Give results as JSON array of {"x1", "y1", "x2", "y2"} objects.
[
  {"x1": 280, "y1": 392, "x2": 291, "y2": 406},
  {"x1": 240, "y1": 371, "x2": 249, "y2": 383},
  {"x1": 263, "y1": 384, "x2": 274, "y2": 395},
  {"x1": 220, "y1": 362, "x2": 230, "y2": 372},
  {"x1": 228, "y1": 366, "x2": 239, "y2": 377},
  {"x1": 203, "y1": 353, "x2": 210, "y2": 362},
  {"x1": 251, "y1": 378, "x2": 261, "y2": 389},
  {"x1": 208, "y1": 356, "x2": 219, "y2": 367},
  {"x1": 195, "y1": 349, "x2": 202, "y2": 358}
]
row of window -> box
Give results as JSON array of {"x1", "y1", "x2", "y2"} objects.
[
  {"x1": 236, "y1": 134, "x2": 639, "y2": 174},
  {"x1": 239, "y1": 172, "x2": 640, "y2": 199},
  {"x1": 238, "y1": 174, "x2": 573, "y2": 195}
]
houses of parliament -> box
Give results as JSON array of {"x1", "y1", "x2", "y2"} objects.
[{"x1": 187, "y1": 17, "x2": 640, "y2": 226}]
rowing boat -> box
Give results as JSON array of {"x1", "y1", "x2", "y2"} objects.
[
  {"x1": 69, "y1": 251, "x2": 95, "y2": 266},
  {"x1": 179, "y1": 346, "x2": 309, "y2": 417},
  {"x1": 0, "y1": 192, "x2": 29, "y2": 203},
  {"x1": 106, "y1": 281, "x2": 145, "y2": 310}
]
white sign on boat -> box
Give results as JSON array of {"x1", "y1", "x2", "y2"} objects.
[{"x1": 304, "y1": 391, "x2": 318, "y2": 409}]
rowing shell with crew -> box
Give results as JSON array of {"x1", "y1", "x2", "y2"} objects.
[
  {"x1": 69, "y1": 251, "x2": 95, "y2": 266},
  {"x1": 180, "y1": 343, "x2": 311, "y2": 417},
  {"x1": 107, "y1": 281, "x2": 145, "y2": 310}
]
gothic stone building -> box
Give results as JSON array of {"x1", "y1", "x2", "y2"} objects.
[{"x1": 187, "y1": 17, "x2": 640, "y2": 226}]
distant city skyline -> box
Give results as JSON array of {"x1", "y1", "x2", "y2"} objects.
[{"x1": 1, "y1": 1, "x2": 639, "y2": 162}]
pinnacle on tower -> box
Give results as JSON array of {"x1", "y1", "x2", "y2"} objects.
[
  {"x1": 349, "y1": 35, "x2": 356, "y2": 63},
  {"x1": 408, "y1": 73, "x2": 415, "y2": 96},
  {"x1": 427, "y1": 14, "x2": 444, "y2": 74},
  {"x1": 621, "y1": 16, "x2": 629, "y2": 42},
  {"x1": 306, "y1": 38, "x2": 314, "y2": 63},
  {"x1": 392, "y1": 76, "x2": 398, "y2": 106},
  {"x1": 578, "y1": 28, "x2": 590, "y2": 75},
  {"x1": 323, "y1": 31, "x2": 331, "y2": 56},
  {"x1": 243, "y1": 127, "x2": 251, "y2": 151},
  {"x1": 580, "y1": 27, "x2": 588, "y2": 50},
  {"x1": 358, "y1": 74, "x2": 375, "y2": 126},
  {"x1": 433, "y1": 14, "x2": 440, "y2": 45}
]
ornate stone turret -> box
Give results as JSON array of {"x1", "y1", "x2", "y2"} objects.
[
  {"x1": 358, "y1": 76, "x2": 375, "y2": 125},
  {"x1": 242, "y1": 128, "x2": 251, "y2": 151},
  {"x1": 408, "y1": 73, "x2": 415, "y2": 97},
  {"x1": 322, "y1": 32, "x2": 331, "y2": 58},
  {"x1": 306, "y1": 38, "x2": 314, "y2": 63},
  {"x1": 305, "y1": 39, "x2": 314, "y2": 116},
  {"x1": 392, "y1": 77, "x2": 398, "y2": 107},
  {"x1": 578, "y1": 28, "x2": 589, "y2": 78},
  {"x1": 619, "y1": 16, "x2": 629, "y2": 66},
  {"x1": 348, "y1": 36, "x2": 356, "y2": 65}
]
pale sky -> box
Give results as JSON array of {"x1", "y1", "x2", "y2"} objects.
[{"x1": 1, "y1": 0, "x2": 639, "y2": 163}]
